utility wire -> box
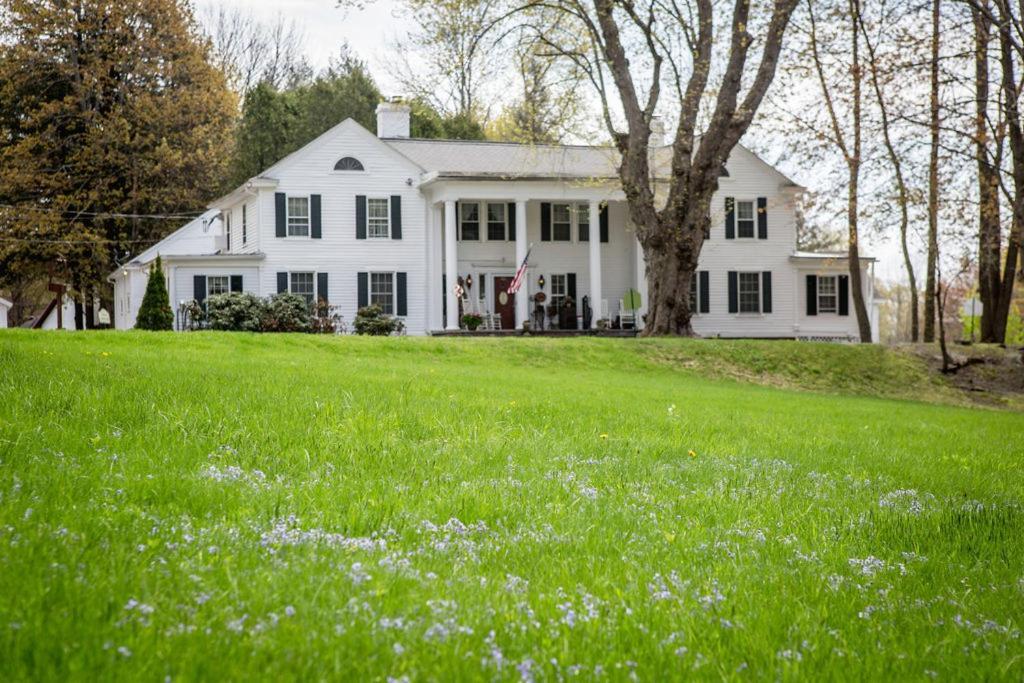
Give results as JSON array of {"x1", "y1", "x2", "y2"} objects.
[{"x1": 0, "y1": 203, "x2": 207, "y2": 220}]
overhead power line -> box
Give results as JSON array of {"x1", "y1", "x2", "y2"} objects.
[{"x1": 0, "y1": 203, "x2": 207, "y2": 221}]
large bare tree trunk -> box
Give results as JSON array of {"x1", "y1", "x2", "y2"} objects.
[
  {"x1": 974, "y1": 0, "x2": 1003, "y2": 342},
  {"x1": 579, "y1": 0, "x2": 798, "y2": 336},
  {"x1": 923, "y1": 0, "x2": 940, "y2": 342}
]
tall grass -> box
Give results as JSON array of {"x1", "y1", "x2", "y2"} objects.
[{"x1": 0, "y1": 331, "x2": 1022, "y2": 680}]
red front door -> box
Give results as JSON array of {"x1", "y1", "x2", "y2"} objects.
[{"x1": 493, "y1": 277, "x2": 516, "y2": 330}]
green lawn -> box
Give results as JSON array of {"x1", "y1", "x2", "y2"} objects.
[{"x1": 1, "y1": 331, "x2": 1022, "y2": 681}]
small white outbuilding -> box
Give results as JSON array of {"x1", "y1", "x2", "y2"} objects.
[{"x1": 0, "y1": 296, "x2": 11, "y2": 329}]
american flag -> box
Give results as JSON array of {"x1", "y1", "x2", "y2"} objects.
[{"x1": 507, "y1": 247, "x2": 531, "y2": 294}]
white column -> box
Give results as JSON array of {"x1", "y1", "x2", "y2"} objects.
[
  {"x1": 588, "y1": 199, "x2": 602, "y2": 325},
  {"x1": 515, "y1": 199, "x2": 529, "y2": 328},
  {"x1": 444, "y1": 200, "x2": 459, "y2": 330},
  {"x1": 635, "y1": 234, "x2": 647, "y2": 329}
]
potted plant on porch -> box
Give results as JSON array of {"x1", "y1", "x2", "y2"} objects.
[{"x1": 461, "y1": 313, "x2": 484, "y2": 331}]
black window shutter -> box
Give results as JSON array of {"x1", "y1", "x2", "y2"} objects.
[
  {"x1": 357, "y1": 272, "x2": 368, "y2": 308},
  {"x1": 567, "y1": 273, "x2": 577, "y2": 301},
  {"x1": 317, "y1": 272, "x2": 328, "y2": 303},
  {"x1": 390, "y1": 195, "x2": 402, "y2": 239},
  {"x1": 507, "y1": 203, "x2": 516, "y2": 241},
  {"x1": 541, "y1": 202, "x2": 551, "y2": 241},
  {"x1": 725, "y1": 197, "x2": 735, "y2": 239},
  {"x1": 727, "y1": 271, "x2": 738, "y2": 313},
  {"x1": 806, "y1": 275, "x2": 818, "y2": 316},
  {"x1": 699, "y1": 270, "x2": 710, "y2": 313},
  {"x1": 275, "y1": 193, "x2": 286, "y2": 237},
  {"x1": 277, "y1": 272, "x2": 288, "y2": 293},
  {"x1": 396, "y1": 272, "x2": 408, "y2": 316},
  {"x1": 838, "y1": 275, "x2": 850, "y2": 316},
  {"x1": 757, "y1": 197, "x2": 768, "y2": 239},
  {"x1": 311, "y1": 194, "x2": 322, "y2": 239},
  {"x1": 599, "y1": 204, "x2": 609, "y2": 243},
  {"x1": 355, "y1": 195, "x2": 367, "y2": 239},
  {"x1": 762, "y1": 271, "x2": 773, "y2": 313},
  {"x1": 194, "y1": 275, "x2": 207, "y2": 305},
  {"x1": 230, "y1": 275, "x2": 242, "y2": 292}
]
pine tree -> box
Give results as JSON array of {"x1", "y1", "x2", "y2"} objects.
[{"x1": 135, "y1": 256, "x2": 174, "y2": 330}]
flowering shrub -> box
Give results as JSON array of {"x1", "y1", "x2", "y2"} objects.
[
  {"x1": 206, "y1": 292, "x2": 265, "y2": 332},
  {"x1": 311, "y1": 297, "x2": 342, "y2": 334},
  {"x1": 354, "y1": 305, "x2": 404, "y2": 336},
  {"x1": 261, "y1": 293, "x2": 311, "y2": 333}
]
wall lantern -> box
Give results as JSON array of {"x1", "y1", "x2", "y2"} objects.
[
  {"x1": 538, "y1": 275, "x2": 546, "y2": 290},
  {"x1": 465, "y1": 274, "x2": 474, "y2": 290}
]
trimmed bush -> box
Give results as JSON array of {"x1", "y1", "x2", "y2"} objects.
[
  {"x1": 206, "y1": 292, "x2": 266, "y2": 332},
  {"x1": 135, "y1": 255, "x2": 174, "y2": 330},
  {"x1": 261, "y1": 292, "x2": 311, "y2": 332},
  {"x1": 354, "y1": 305, "x2": 404, "y2": 336}
]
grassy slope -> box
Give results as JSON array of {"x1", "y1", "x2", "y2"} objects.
[{"x1": 0, "y1": 331, "x2": 1022, "y2": 681}]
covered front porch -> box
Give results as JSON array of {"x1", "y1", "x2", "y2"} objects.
[{"x1": 422, "y1": 179, "x2": 647, "y2": 333}]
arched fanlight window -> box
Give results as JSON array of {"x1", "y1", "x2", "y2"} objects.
[{"x1": 334, "y1": 156, "x2": 365, "y2": 171}]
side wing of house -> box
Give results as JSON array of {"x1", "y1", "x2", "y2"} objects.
[{"x1": 691, "y1": 146, "x2": 869, "y2": 340}]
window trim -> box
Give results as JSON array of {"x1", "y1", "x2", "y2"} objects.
[
  {"x1": 549, "y1": 273, "x2": 569, "y2": 308},
  {"x1": 366, "y1": 196, "x2": 392, "y2": 240},
  {"x1": 369, "y1": 271, "x2": 398, "y2": 315},
  {"x1": 208, "y1": 275, "x2": 231, "y2": 297},
  {"x1": 459, "y1": 201, "x2": 481, "y2": 241},
  {"x1": 286, "y1": 195, "x2": 311, "y2": 238},
  {"x1": 817, "y1": 274, "x2": 839, "y2": 314},
  {"x1": 733, "y1": 198, "x2": 757, "y2": 239},
  {"x1": 551, "y1": 203, "x2": 573, "y2": 242},
  {"x1": 288, "y1": 271, "x2": 316, "y2": 306},
  {"x1": 737, "y1": 271, "x2": 761, "y2": 314},
  {"x1": 242, "y1": 204, "x2": 247, "y2": 245},
  {"x1": 333, "y1": 156, "x2": 365, "y2": 172},
  {"x1": 486, "y1": 202, "x2": 509, "y2": 242},
  {"x1": 225, "y1": 211, "x2": 232, "y2": 250}
]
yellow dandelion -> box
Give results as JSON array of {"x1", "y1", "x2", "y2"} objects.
[
  {"x1": 599, "y1": 433, "x2": 609, "y2": 440},
  {"x1": 688, "y1": 449, "x2": 697, "y2": 458}
]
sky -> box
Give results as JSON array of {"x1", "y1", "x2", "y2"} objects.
[
  {"x1": 193, "y1": 0, "x2": 912, "y2": 283},
  {"x1": 194, "y1": 0, "x2": 410, "y2": 92}
]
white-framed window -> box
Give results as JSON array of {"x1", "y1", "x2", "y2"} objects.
[
  {"x1": 487, "y1": 203, "x2": 507, "y2": 241},
  {"x1": 208, "y1": 275, "x2": 230, "y2": 296},
  {"x1": 370, "y1": 272, "x2": 395, "y2": 314},
  {"x1": 738, "y1": 272, "x2": 760, "y2": 313},
  {"x1": 550, "y1": 273, "x2": 568, "y2": 307},
  {"x1": 817, "y1": 275, "x2": 838, "y2": 313},
  {"x1": 460, "y1": 202, "x2": 480, "y2": 240},
  {"x1": 552, "y1": 204, "x2": 572, "y2": 241},
  {"x1": 242, "y1": 204, "x2": 247, "y2": 245},
  {"x1": 736, "y1": 200, "x2": 755, "y2": 238},
  {"x1": 287, "y1": 196, "x2": 310, "y2": 237},
  {"x1": 577, "y1": 204, "x2": 591, "y2": 241},
  {"x1": 367, "y1": 197, "x2": 390, "y2": 239},
  {"x1": 289, "y1": 271, "x2": 315, "y2": 305}
]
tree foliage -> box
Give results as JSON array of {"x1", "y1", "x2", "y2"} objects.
[
  {"x1": 0, "y1": 0, "x2": 235, "y2": 315},
  {"x1": 135, "y1": 256, "x2": 174, "y2": 330}
]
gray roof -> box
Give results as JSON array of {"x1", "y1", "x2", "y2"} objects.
[{"x1": 384, "y1": 138, "x2": 621, "y2": 179}]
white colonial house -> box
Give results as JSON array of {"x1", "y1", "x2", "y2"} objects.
[{"x1": 111, "y1": 101, "x2": 877, "y2": 340}]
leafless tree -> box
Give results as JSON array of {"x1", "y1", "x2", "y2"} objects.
[
  {"x1": 513, "y1": 0, "x2": 800, "y2": 335},
  {"x1": 202, "y1": 6, "x2": 312, "y2": 94},
  {"x1": 385, "y1": 0, "x2": 506, "y2": 121}
]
